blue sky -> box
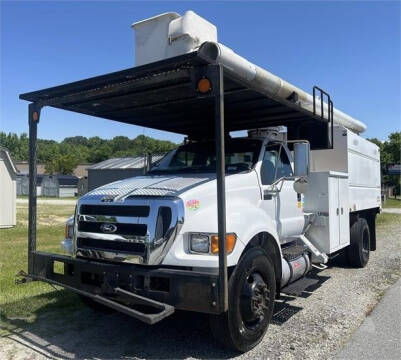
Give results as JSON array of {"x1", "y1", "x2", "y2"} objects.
[{"x1": 1, "y1": 1, "x2": 400, "y2": 143}]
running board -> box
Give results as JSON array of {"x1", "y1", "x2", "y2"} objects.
[
  {"x1": 17, "y1": 271, "x2": 175, "y2": 325},
  {"x1": 298, "y1": 234, "x2": 329, "y2": 264}
]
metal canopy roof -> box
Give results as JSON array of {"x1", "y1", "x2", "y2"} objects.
[
  {"x1": 20, "y1": 52, "x2": 330, "y2": 147},
  {"x1": 88, "y1": 154, "x2": 166, "y2": 170}
]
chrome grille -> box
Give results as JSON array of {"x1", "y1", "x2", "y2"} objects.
[
  {"x1": 78, "y1": 221, "x2": 147, "y2": 236},
  {"x1": 77, "y1": 237, "x2": 146, "y2": 253},
  {"x1": 74, "y1": 197, "x2": 184, "y2": 265},
  {"x1": 80, "y1": 204, "x2": 150, "y2": 217}
]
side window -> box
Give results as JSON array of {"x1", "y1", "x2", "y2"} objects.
[
  {"x1": 170, "y1": 151, "x2": 195, "y2": 167},
  {"x1": 277, "y1": 147, "x2": 293, "y2": 179},
  {"x1": 261, "y1": 146, "x2": 279, "y2": 185},
  {"x1": 260, "y1": 144, "x2": 293, "y2": 185}
]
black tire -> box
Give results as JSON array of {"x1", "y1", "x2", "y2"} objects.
[
  {"x1": 347, "y1": 218, "x2": 370, "y2": 268},
  {"x1": 209, "y1": 247, "x2": 276, "y2": 352},
  {"x1": 79, "y1": 295, "x2": 115, "y2": 313}
]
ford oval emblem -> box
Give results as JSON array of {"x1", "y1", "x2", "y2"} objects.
[{"x1": 100, "y1": 223, "x2": 117, "y2": 233}]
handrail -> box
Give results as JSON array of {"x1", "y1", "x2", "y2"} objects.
[{"x1": 313, "y1": 86, "x2": 334, "y2": 148}]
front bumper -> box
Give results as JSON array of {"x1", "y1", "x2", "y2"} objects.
[{"x1": 26, "y1": 251, "x2": 222, "y2": 317}]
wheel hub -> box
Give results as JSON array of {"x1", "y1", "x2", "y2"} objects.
[{"x1": 240, "y1": 272, "x2": 269, "y2": 327}]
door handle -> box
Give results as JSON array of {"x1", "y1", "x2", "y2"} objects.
[
  {"x1": 263, "y1": 189, "x2": 278, "y2": 200},
  {"x1": 336, "y1": 208, "x2": 339, "y2": 216},
  {"x1": 341, "y1": 207, "x2": 344, "y2": 215}
]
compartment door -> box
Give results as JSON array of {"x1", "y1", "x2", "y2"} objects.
[
  {"x1": 338, "y1": 177, "x2": 350, "y2": 247},
  {"x1": 328, "y1": 177, "x2": 340, "y2": 251}
]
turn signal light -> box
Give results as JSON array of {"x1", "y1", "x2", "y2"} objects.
[
  {"x1": 197, "y1": 77, "x2": 211, "y2": 93},
  {"x1": 211, "y1": 234, "x2": 237, "y2": 254}
]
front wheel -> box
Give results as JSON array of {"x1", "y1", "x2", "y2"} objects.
[{"x1": 209, "y1": 247, "x2": 276, "y2": 352}]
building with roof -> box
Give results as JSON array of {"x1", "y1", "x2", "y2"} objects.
[
  {"x1": 87, "y1": 154, "x2": 166, "y2": 191},
  {"x1": 0, "y1": 148, "x2": 17, "y2": 228},
  {"x1": 16, "y1": 174, "x2": 44, "y2": 196},
  {"x1": 41, "y1": 174, "x2": 79, "y2": 197},
  {"x1": 16, "y1": 173, "x2": 79, "y2": 197},
  {"x1": 15, "y1": 162, "x2": 92, "y2": 178}
]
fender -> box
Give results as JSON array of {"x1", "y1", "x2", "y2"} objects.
[
  {"x1": 232, "y1": 205, "x2": 283, "y2": 286},
  {"x1": 232, "y1": 205, "x2": 281, "y2": 252},
  {"x1": 163, "y1": 204, "x2": 281, "y2": 268}
]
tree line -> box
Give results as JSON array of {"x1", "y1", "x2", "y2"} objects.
[
  {"x1": 1, "y1": 131, "x2": 399, "y2": 193},
  {"x1": 368, "y1": 132, "x2": 401, "y2": 196},
  {"x1": 0, "y1": 132, "x2": 178, "y2": 174}
]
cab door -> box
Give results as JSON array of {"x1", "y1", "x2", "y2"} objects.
[{"x1": 259, "y1": 143, "x2": 305, "y2": 240}]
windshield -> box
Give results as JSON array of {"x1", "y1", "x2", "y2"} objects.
[{"x1": 150, "y1": 138, "x2": 262, "y2": 174}]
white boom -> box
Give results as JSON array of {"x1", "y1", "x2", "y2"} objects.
[{"x1": 132, "y1": 10, "x2": 367, "y2": 134}]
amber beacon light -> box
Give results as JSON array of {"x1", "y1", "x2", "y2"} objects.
[{"x1": 197, "y1": 77, "x2": 212, "y2": 93}]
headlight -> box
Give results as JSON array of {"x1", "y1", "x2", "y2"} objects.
[
  {"x1": 190, "y1": 234, "x2": 210, "y2": 253},
  {"x1": 189, "y1": 233, "x2": 237, "y2": 254},
  {"x1": 64, "y1": 216, "x2": 74, "y2": 239}
]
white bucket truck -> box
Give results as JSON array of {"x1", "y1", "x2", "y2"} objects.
[{"x1": 20, "y1": 11, "x2": 380, "y2": 352}]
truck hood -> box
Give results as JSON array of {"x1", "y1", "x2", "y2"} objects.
[{"x1": 83, "y1": 174, "x2": 215, "y2": 199}]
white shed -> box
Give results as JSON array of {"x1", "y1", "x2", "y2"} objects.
[{"x1": 0, "y1": 148, "x2": 17, "y2": 228}]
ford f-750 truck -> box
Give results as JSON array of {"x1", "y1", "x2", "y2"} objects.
[{"x1": 19, "y1": 11, "x2": 380, "y2": 352}]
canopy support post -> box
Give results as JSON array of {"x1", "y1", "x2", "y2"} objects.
[
  {"x1": 28, "y1": 103, "x2": 41, "y2": 275},
  {"x1": 211, "y1": 64, "x2": 228, "y2": 312}
]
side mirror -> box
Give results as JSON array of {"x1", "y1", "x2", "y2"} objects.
[{"x1": 293, "y1": 142, "x2": 310, "y2": 178}]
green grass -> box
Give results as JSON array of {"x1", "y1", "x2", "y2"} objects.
[
  {"x1": 376, "y1": 212, "x2": 401, "y2": 226},
  {"x1": 383, "y1": 197, "x2": 401, "y2": 208},
  {"x1": 0, "y1": 203, "x2": 80, "y2": 334}
]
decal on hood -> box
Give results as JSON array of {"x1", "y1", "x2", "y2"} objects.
[{"x1": 186, "y1": 199, "x2": 200, "y2": 211}]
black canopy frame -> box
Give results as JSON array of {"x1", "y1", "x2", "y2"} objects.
[{"x1": 20, "y1": 51, "x2": 333, "y2": 316}]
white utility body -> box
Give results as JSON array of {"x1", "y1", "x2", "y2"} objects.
[{"x1": 310, "y1": 126, "x2": 381, "y2": 211}]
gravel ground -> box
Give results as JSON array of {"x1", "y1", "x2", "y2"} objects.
[{"x1": 1, "y1": 216, "x2": 400, "y2": 360}]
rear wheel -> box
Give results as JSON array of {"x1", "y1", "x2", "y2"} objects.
[
  {"x1": 209, "y1": 247, "x2": 276, "y2": 352},
  {"x1": 347, "y1": 218, "x2": 370, "y2": 268}
]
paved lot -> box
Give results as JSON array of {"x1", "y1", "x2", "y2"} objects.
[
  {"x1": 1, "y1": 216, "x2": 400, "y2": 359},
  {"x1": 335, "y1": 278, "x2": 401, "y2": 360}
]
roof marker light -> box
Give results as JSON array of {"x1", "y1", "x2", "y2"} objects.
[{"x1": 197, "y1": 77, "x2": 211, "y2": 93}]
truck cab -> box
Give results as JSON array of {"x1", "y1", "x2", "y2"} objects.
[{"x1": 65, "y1": 130, "x2": 306, "y2": 270}]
